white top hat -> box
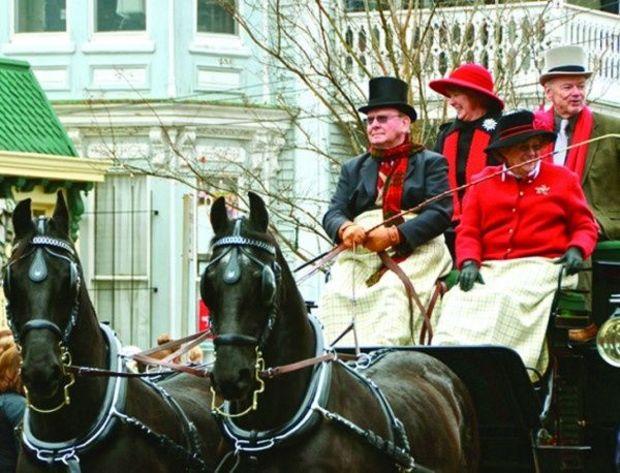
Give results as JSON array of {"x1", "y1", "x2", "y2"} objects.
[{"x1": 540, "y1": 45, "x2": 592, "y2": 85}]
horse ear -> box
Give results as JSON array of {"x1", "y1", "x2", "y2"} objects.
[
  {"x1": 50, "y1": 191, "x2": 70, "y2": 237},
  {"x1": 210, "y1": 197, "x2": 229, "y2": 235},
  {"x1": 12, "y1": 198, "x2": 34, "y2": 239},
  {"x1": 248, "y1": 192, "x2": 269, "y2": 233}
]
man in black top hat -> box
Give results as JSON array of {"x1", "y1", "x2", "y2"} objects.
[
  {"x1": 323, "y1": 76, "x2": 452, "y2": 253},
  {"x1": 320, "y1": 76, "x2": 453, "y2": 346}
]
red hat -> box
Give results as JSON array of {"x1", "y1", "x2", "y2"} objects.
[{"x1": 429, "y1": 63, "x2": 504, "y2": 111}]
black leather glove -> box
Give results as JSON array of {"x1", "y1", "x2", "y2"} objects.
[
  {"x1": 458, "y1": 260, "x2": 485, "y2": 292},
  {"x1": 556, "y1": 247, "x2": 584, "y2": 275}
]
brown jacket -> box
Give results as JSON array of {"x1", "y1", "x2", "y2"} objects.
[{"x1": 582, "y1": 112, "x2": 620, "y2": 239}]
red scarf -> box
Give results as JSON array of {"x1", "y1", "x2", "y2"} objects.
[
  {"x1": 533, "y1": 106, "x2": 594, "y2": 179},
  {"x1": 366, "y1": 139, "x2": 419, "y2": 286},
  {"x1": 370, "y1": 140, "x2": 415, "y2": 221},
  {"x1": 441, "y1": 128, "x2": 491, "y2": 221}
]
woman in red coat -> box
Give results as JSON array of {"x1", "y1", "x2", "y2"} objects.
[{"x1": 433, "y1": 110, "x2": 598, "y2": 380}]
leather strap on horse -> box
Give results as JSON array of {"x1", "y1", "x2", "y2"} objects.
[
  {"x1": 69, "y1": 330, "x2": 213, "y2": 379},
  {"x1": 378, "y1": 251, "x2": 433, "y2": 345}
]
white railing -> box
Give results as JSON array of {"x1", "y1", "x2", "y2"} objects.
[
  {"x1": 340, "y1": 1, "x2": 620, "y2": 108},
  {"x1": 562, "y1": 4, "x2": 620, "y2": 104}
]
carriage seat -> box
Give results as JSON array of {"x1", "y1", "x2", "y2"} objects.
[{"x1": 551, "y1": 240, "x2": 620, "y2": 332}]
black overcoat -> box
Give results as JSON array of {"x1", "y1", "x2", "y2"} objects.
[{"x1": 322, "y1": 149, "x2": 453, "y2": 250}]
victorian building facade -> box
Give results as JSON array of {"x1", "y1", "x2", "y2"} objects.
[{"x1": 0, "y1": 0, "x2": 319, "y2": 348}]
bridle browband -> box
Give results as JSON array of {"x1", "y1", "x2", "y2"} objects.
[{"x1": 202, "y1": 218, "x2": 281, "y2": 350}]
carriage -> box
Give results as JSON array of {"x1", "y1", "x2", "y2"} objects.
[
  {"x1": 330, "y1": 240, "x2": 620, "y2": 472},
  {"x1": 4, "y1": 191, "x2": 620, "y2": 472}
]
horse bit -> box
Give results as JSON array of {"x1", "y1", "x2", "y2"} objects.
[
  {"x1": 3, "y1": 218, "x2": 80, "y2": 414},
  {"x1": 201, "y1": 218, "x2": 281, "y2": 419}
]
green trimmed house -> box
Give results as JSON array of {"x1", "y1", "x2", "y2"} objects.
[{"x1": 0, "y1": 57, "x2": 109, "y2": 328}]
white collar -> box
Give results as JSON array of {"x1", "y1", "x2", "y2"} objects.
[{"x1": 501, "y1": 161, "x2": 541, "y2": 182}]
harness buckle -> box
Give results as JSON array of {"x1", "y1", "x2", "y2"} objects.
[{"x1": 60, "y1": 451, "x2": 79, "y2": 466}]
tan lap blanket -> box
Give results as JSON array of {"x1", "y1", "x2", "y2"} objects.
[
  {"x1": 433, "y1": 257, "x2": 577, "y2": 380},
  {"x1": 319, "y1": 209, "x2": 452, "y2": 346}
]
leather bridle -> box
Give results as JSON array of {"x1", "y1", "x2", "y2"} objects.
[
  {"x1": 202, "y1": 218, "x2": 282, "y2": 419},
  {"x1": 3, "y1": 221, "x2": 81, "y2": 413},
  {"x1": 201, "y1": 218, "x2": 281, "y2": 350},
  {"x1": 4, "y1": 235, "x2": 81, "y2": 347}
]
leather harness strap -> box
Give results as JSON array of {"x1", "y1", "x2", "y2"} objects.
[
  {"x1": 419, "y1": 280, "x2": 446, "y2": 345},
  {"x1": 378, "y1": 251, "x2": 433, "y2": 345}
]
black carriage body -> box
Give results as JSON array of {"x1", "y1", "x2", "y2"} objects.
[{"x1": 333, "y1": 241, "x2": 620, "y2": 472}]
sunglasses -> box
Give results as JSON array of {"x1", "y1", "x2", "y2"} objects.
[{"x1": 364, "y1": 114, "x2": 402, "y2": 126}]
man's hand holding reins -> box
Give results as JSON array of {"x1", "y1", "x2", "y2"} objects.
[
  {"x1": 339, "y1": 222, "x2": 367, "y2": 249},
  {"x1": 364, "y1": 225, "x2": 401, "y2": 253}
]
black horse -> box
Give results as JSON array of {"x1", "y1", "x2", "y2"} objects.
[
  {"x1": 201, "y1": 192, "x2": 479, "y2": 472},
  {"x1": 3, "y1": 193, "x2": 221, "y2": 472}
]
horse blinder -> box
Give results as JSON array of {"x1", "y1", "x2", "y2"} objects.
[
  {"x1": 204, "y1": 223, "x2": 280, "y2": 350},
  {"x1": 3, "y1": 236, "x2": 80, "y2": 346}
]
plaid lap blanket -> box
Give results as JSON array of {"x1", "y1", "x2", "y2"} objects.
[
  {"x1": 319, "y1": 209, "x2": 452, "y2": 347},
  {"x1": 433, "y1": 257, "x2": 577, "y2": 380}
]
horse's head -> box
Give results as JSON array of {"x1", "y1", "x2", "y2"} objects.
[
  {"x1": 201, "y1": 192, "x2": 280, "y2": 402},
  {"x1": 3, "y1": 192, "x2": 80, "y2": 412}
]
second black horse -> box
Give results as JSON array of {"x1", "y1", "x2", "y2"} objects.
[{"x1": 201, "y1": 192, "x2": 479, "y2": 472}]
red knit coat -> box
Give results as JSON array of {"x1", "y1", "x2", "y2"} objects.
[{"x1": 456, "y1": 162, "x2": 598, "y2": 268}]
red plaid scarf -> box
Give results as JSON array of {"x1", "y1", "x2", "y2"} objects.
[
  {"x1": 365, "y1": 138, "x2": 424, "y2": 286},
  {"x1": 370, "y1": 139, "x2": 415, "y2": 221}
]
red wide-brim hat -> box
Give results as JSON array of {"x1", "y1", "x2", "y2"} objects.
[{"x1": 429, "y1": 63, "x2": 504, "y2": 111}]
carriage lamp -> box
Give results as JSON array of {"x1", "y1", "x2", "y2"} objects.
[{"x1": 597, "y1": 302, "x2": 620, "y2": 368}]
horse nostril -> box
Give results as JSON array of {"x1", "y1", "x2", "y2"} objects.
[
  {"x1": 238, "y1": 368, "x2": 251, "y2": 383},
  {"x1": 21, "y1": 361, "x2": 63, "y2": 391}
]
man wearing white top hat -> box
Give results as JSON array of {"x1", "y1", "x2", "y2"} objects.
[
  {"x1": 534, "y1": 45, "x2": 620, "y2": 342},
  {"x1": 535, "y1": 45, "x2": 620, "y2": 241}
]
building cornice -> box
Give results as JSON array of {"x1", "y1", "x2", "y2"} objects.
[
  {"x1": 53, "y1": 100, "x2": 294, "y2": 137},
  {"x1": 0, "y1": 151, "x2": 111, "y2": 182}
]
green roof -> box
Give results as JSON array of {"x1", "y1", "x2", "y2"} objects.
[{"x1": 0, "y1": 57, "x2": 77, "y2": 157}]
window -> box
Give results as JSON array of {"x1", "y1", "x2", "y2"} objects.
[
  {"x1": 197, "y1": 0, "x2": 236, "y2": 34},
  {"x1": 96, "y1": 0, "x2": 146, "y2": 32},
  {"x1": 16, "y1": 0, "x2": 66, "y2": 32},
  {"x1": 93, "y1": 175, "x2": 151, "y2": 347}
]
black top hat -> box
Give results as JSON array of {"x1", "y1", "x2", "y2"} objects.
[
  {"x1": 485, "y1": 110, "x2": 556, "y2": 153},
  {"x1": 358, "y1": 76, "x2": 417, "y2": 121}
]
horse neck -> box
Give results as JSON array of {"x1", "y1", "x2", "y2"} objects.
[
  {"x1": 244, "y1": 255, "x2": 316, "y2": 429},
  {"x1": 28, "y1": 287, "x2": 109, "y2": 441}
]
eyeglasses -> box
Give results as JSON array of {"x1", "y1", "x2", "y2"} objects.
[
  {"x1": 516, "y1": 142, "x2": 543, "y2": 153},
  {"x1": 364, "y1": 114, "x2": 402, "y2": 126}
]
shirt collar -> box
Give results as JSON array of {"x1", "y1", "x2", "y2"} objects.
[
  {"x1": 554, "y1": 113, "x2": 578, "y2": 134},
  {"x1": 501, "y1": 160, "x2": 541, "y2": 182}
]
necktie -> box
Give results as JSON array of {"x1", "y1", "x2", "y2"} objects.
[{"x1": 553, "y1": 118, "x2": 569, "y2": 166}]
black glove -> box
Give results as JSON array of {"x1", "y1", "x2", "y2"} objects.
[
  {"x1": 458, "y1": 260, "x2": 485, "y2": 292},
  {"x1": 556, "y1": 247, "x2": 584, "y2": 275}
]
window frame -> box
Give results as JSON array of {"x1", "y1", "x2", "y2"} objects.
[
  {"x1": 83, "y1": 0, "x2": 154, "y2": 54},
  {"x1": 192, "y1": 0, "x2": 248, "y2": 54},
  {"x1": 196, "y1": 0, "x2": 238, "y2": 36},
  {"x1": 7, "y1": 0, "x2": 74, "y2": 53},
  {"x1": 12, "y1": 0, "x2": 69, "y2": 35},
  {"x1": 92, "y1": 0, "x2": 148, "y2": 34}
]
